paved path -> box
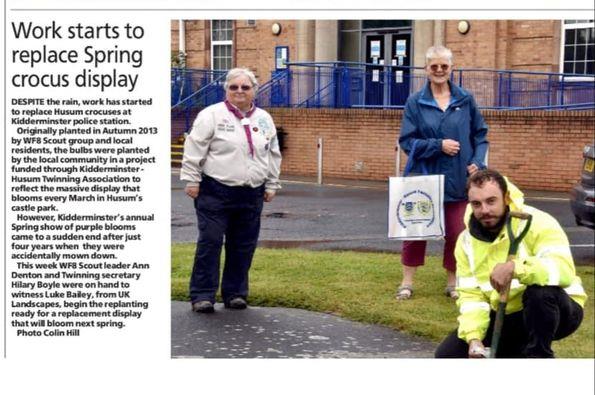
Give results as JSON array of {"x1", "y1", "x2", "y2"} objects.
[{"x1": 171, "y1": 302, "x2": 435, "y2": 358}]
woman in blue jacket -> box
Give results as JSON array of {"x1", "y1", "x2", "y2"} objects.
[{"x1": 396, "y1": 45, "x2": 489, "y2": 300}]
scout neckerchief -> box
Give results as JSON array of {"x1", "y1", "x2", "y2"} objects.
[{"x1": 224, "y1": 100, "x2": 257, "y2": 157}]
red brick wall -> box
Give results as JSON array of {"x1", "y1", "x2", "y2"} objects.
[
  {"x1": 236, "y1": 20, "x2": 296, "y2": 82},
  {"x1": 267, "y1": 108, "x2": 594, "y2": 191},
  {"x1": 445, "y1": 20, "x2": 561, "y2": 72},
  {"x1": 175, "y1": 20, "x2": 563, "y2": 74},
  {"x1": 170, "y1": 21, "x2": 210, "y2": 69},
  {"x1": 183, "y1": 20, "x2": 209, "y2": 69},
  {"x1": 174, "y1": 20, "x2": 297, "y2": 78},
  {"x1": 171, "y1": 20, "x2": 179, "y2": 54}
]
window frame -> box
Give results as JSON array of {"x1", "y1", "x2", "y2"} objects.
[
  {"x1": 559, "y1": 20, "x2": 594, "y2": 81},
  {"x1": 211, "y1": 20, "x2": 234, "y2": 71}
]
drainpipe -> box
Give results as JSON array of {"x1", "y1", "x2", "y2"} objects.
[{"x1": 179, "y1": 19, "x2": 186, "y2": 66}]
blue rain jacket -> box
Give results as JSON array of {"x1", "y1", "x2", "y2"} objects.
[{"x1": 399, "y1": 81, "x2": 489, "y2": 202}]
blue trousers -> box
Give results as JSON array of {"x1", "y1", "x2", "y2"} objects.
[{"x1": 189, "y1": 176, "x2": 264, "y2": 304}]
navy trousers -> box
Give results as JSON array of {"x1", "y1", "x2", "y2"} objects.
[
  {"x1": 189, "y1": 176, "x2": 265, "y2": 304},
  {"x1": 435, "y1": 285, "x2": 583, "y2": 358}
]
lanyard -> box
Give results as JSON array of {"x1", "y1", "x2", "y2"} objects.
[{"x1": 224, "y1": 100, "x2": 256, "y2": 157}]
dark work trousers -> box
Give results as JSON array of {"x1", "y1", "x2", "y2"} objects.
[
  {"x1": 435, "y1": 285, "x2": 583, "y2": 358},
  {"x1": 189, "y1": 175, "x2": 265, "y2": 305}
]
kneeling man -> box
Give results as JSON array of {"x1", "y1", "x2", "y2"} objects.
[{"x1": 435, "y1": 169, "x2": 587, "y2": 358}]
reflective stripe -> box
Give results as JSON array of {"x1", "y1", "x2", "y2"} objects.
[
  {"x1": 457, "y1": 276, "x2": 478, "y2": 288},
  {"x1": 517, "y1": 242, "x2": 529, "y2": 263},
  {"x1": 510, "y1": 279, "x2": 522, "y2": 289},
  {"x1": 460, "y1": 301, "x2": 490, "y2": 314},
  {"x1": 478, "y1": 280, "x2": 520, "y2": 293},
  {"x1": 537, "y1": 245, "x2": 572, "y2": 258},
  {"x1": 541, "y1": 258, "x2": 561, "y2": 285},
  {"x1": 462, "y1": 231, "x2": 476, "y2": 273},
  {"x1": 564, "y1": 282, "x2": 585, "y2": 296}
]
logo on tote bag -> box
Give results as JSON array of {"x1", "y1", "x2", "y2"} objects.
[{"x1": 397, "y1": 189, "x2": 436, "y2": 228}]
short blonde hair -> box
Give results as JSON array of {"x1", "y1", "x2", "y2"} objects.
[
  {"x1": 224, "y1": 68, "x2": 259, "y2": 92},
  {"x1": 425, "y1": 45, "x2": 453, "y2": 65}
]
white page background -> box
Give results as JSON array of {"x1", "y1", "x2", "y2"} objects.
[{"x1": 1, "y1": 1, "x2": 594, "y2": 394}]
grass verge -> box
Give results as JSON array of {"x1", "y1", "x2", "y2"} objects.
[{"x1": 172, "y1": 244, "x2": 594, "y2": 358}]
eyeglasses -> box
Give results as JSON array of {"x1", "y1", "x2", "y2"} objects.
[
  {"x1": 429, "y1": 64, "x2": 450, "y2": 72},
  {"x1": 228, "y1": 84, "x2": 252, "y2": 91}
]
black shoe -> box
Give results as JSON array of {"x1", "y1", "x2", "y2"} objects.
[
  {"x1": 224, "y1": 297, "x2": 247, "y2": 310},
  {"x1": 192, "y1": 300, "x2": 215, "y2": 313}
]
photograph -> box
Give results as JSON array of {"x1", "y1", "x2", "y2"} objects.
[
  {"x1": 3, "y1": 2, "x2": 594, "y2": 394},
  {"x1": 169, "y1": 19, "x2": 594, "y2": 359}
]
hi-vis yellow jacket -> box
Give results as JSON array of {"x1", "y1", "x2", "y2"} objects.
[{"x1": 455, "y1": 180, "x2": 588, "y2": 343}]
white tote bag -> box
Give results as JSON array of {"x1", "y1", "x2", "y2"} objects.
[{"x1": 388, "y1": 142, "x2": 445, "y2": 240}]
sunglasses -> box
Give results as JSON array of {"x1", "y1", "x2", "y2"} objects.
[
  {"x1": 228, "y1": 84, "x2": 252, "y2": 91},
  {"x1": 429, "y1": 64, "x2": 450, "y2": 72}
]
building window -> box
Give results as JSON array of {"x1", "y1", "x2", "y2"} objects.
[
  {"x1": 339, "y1": 20, "x2": 361, "y2": 62},
  {"x1": 361, "y1": 20, "x2": 412, "y2": 30},
  {"x1": 562, "y1": 20, "x2": 594, "y2": 76},
  {"x1": 211, "y1": 20, "x2": 233, "y2": 70}
]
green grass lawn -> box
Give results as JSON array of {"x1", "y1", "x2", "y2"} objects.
[{"x1": 172, "y1": 244, "x2": 595, "y2": 358}]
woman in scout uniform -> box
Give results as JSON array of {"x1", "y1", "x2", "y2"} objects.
[{"x1": 181, "y1": 68, "x2": 282, "y2": 313}]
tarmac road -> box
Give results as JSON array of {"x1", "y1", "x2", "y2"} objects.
[{"x1": 172, "y1": 172, "x2": 595, "y2": 265}]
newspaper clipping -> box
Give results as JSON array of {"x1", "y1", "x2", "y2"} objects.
[{"x1": 2, "y1": 1, "x2": 594, "y2": 395}]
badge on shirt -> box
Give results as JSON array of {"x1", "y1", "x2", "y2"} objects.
[
  {"x1": 217, "y1": 123, "x2": 235, "y2": 132},
  {"x1": 257, "y1": 117, "x2": 270, "y2": 133},
  {"x1": 218, "y1": 117, "x2": 236, "y2": 132}
]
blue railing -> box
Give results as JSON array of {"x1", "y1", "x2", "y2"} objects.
[
  {"x1": 171, "y1": 63, "x2": 594, "y2": 117},
  {"x1": 171, "y1": 69, "x2": 228, "y2": 137},
  {"x1": 280, "y1": 62, "x2": 594, "y2": 110},
  {"x1": 171, "y1": 68, "x2": 227, "y2": 108},
  {"x1": 255, "y1": 69, "x2": 292, "y2": 108}
]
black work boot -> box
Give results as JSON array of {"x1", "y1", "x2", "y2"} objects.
[{"x1": 192, "y1": 300, "x2": 215, "y2": 313}]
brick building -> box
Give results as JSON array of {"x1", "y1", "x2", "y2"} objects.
[
  {"x1": 171, "y1": 20, "x2": 594, "y2": 191},
  {"x1": 171, "y1": 20, "x2": 594, "y2": 80}
]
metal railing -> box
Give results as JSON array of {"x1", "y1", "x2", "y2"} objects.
[
  {"x1": 172, "y1": 64, "x2": 594, "y2": 111},
  {"x1": 278, "y1": 61, "x2": 595, "y2": 110},
  {"x1": 171, "y1": 68, "x2": 227, "y2": 110},
  {"x1": 171, "y1": 63, "x2": 594, "y2": 139},
  {"x1": 171, "y1": 68, "x2": 227, "y2": 139},
  {"x1": 255, "y1": 69, "x2": 292, "y2": 108}
]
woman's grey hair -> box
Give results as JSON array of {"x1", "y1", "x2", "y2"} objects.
[
  {"x1": 224, "y1": 68, "x2": 259, "y2": 92},
  {"x1": 425, "y1": 45, "x2": 454, "y2": 65}
]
